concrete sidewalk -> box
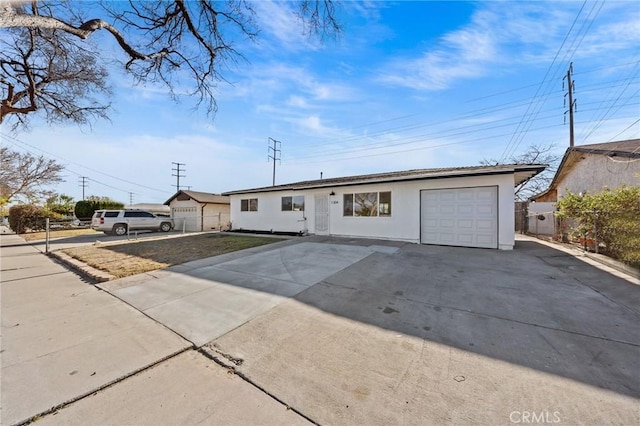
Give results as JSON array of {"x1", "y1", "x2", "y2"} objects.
[
  {"x1": 1, "y1": 233, "x2": 191, "y2": 424},
  {"x1": 0, "y1": 233, "x2": 306, "y2": 425}
]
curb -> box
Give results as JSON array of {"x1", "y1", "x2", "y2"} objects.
[
  {"x1": 48, "y1": 250, "x2": 116, "y2": 283},
  {"x1": 583, "y1": 251, "x2": 640, "y2": 280}
]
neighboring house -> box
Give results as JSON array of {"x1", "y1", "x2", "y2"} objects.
[
  {"x1": 222, "y1": 164, "x2": 545, "y2": 250},
  {"x1": 165, "y1": 190, "x2": 230, "y2": 232},
  {"x1": 532, "y1": 139, "x2": 640, "y2": 202},
  {"x1": 124, "y1": 203, "x2": 171, "y2": 216}
]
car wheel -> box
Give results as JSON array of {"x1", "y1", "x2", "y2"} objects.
[
  {"x1": 160, "y1": 222, "x2": 172, "y2": 232},
  {"x1": 113, "y1": 224, "x2": 127, "y2": 236}
]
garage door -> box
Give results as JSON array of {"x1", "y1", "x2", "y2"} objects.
[
  {"x1": 421, "y1": 186, "x2": 498, "y2": 249},
  {"x1": 171, "y1": 207, "x2": 199, "y2": 232}
]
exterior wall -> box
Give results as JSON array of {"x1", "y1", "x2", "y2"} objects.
[
  {"x1": 557, "y1": 154, "x2": 640, "y2": 198},
  {"x1": 169, "y1": 199, "x2": 230, "y2": 232},
  {"x1": 202, "y1": 203, "x2": 231, "y2": 230},
  {"x1": 230, "y1": 173, "x2": 516, "y2": 249}
]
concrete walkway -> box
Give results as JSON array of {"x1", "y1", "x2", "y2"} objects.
[
  {"x1": 100, "y1": 242, "x2": 396, "y2": 346},
  {"x1": 0, "y1": 233, "x2": 308, "y2": 425}
]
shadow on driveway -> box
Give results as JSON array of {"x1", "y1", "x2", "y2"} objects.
[{"x1": 107, "y1": 236, "x2": 640, "y2": 399}]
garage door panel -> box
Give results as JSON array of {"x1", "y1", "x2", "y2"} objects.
[
  {"x1": 457, "y1": 234, "x2": 474, "y2": 244},
  {"x1": 439, "y1": 205, "x2": 456, "y2": 215},
  {"x1": 477, "y1": 218, "x2": 495, "y2": 228},
  {"x1": 440, "y1": 219, "x2": 455, "y2": 229},
  {"x1": 457, "y1": 219, "x2": 473, "y2": 230},
  {"x1": 476, "y1": 205, "x2": 495, "y2": 215},
  {"x1": 457, "y1": 205, "x2": 474, "y2": 215},
  {"x1": 457, "y1": 190, "x2": 475, "y2": 201},
  {"x1": 421, "y1": 186, "x2": 498, "y2": 249},
  {"x1": 477, "y1": 235, "x2": 495, "y2": 245},
  {"x1": 475, "y1": 188, "x2": 495, "y2": 200}
]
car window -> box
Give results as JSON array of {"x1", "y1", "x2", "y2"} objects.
[
  {"x1": 124, "y1": 211, "x2": 139, "y2": 218},
  {"x1": 104, "y1": 211, "x2": 119, "y2": 218}
]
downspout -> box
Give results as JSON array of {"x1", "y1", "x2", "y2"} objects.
[{"x1": 201, "y1": 204, "x2": 205, "y2": 232}]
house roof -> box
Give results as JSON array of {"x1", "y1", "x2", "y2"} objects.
[
  {"x1": 164, "y1": 190, "x2": 230, "y2": 205},
  {"x1": 565, "y1": 139, "x2": 640, "y2": 158},
  {"x1": 530, "y1": 138, "x2": 640, "y2": 201},
  {"x1": 222, "y1": 164, "x2": 547, "y2": 196}
]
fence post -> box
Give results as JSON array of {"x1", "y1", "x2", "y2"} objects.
[
  {"x1": 593, "y1": 211, "x2": 599, "y2": 254},
  {"x1": 45, "y1": 218, "x2": 50, "y2": 253}
]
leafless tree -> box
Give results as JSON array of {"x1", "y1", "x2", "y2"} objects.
[
  {"x1": 0, "y1": 0, "x2": 341, "y2": 128},
  {"x1": 0, "y1": 146, "x2": 64, "y2": 204},
  {"x1": 481, "y1": 144, "x2": 561, "y2": 201}
]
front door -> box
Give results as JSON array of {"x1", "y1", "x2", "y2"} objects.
[{"x1": 314, "y1": 194, "x2": 329, "y2": 235}]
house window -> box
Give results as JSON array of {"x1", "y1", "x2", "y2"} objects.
[
  {"x1": 240, "y1": 198, "x2": 258, "y2": 212},
  {"x1": 282, "y1": 195, "x2": 305, "y2": 211},
  {"x1": 343, "y1": 191, "x2": 391, "y2": 217}
]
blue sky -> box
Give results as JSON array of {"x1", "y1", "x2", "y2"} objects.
[{"x1": 3, "y1": 0, "x2": 639, "y2": 204}]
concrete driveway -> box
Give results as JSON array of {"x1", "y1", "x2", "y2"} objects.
[{"x1": 93, "y1": 235, "x2": 640, "y2": 425}]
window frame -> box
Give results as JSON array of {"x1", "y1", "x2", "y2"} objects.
[
  {"x1": 343, "y1": 191, "x2": 391, "y2": 217},
  {"x1": 241, "y1": 198, "x2": 258, "y2": 212},
  {"x1": 281, "y1": 195, "x2": 305, "y2": 212}
]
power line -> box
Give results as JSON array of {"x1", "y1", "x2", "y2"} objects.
[{"x1": 0, "y1": 132, "x2": 170, "y2": 195}]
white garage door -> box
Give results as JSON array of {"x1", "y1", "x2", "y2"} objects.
[
  {"x1": 421, "y1": 186, "x2": 498, "y2": 249},
  {"x1": 171, "y1": 207, "x2": 199, "y2": 232}
]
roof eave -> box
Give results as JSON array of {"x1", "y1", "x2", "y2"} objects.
[{"x1": 223, "y1": 165, "x2": 547, "y2": 196}]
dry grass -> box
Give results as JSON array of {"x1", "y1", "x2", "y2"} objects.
[
  {"x1": 62, "y1": 233, "x2": 282, "y2": 278},
  {"x1": 22, "y1": 228, "x2": 101, "y2": 241}
]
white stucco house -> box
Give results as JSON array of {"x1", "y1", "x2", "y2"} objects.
[
  {"x1": 532, "y1": 139, "x2": 640, "y2": 202},
  {"x1": 223, "y1": 164, "x2": 546, "y2": 250},
  {"x1": 165, "y1": 190, "x2": 230, "y2": 232}
]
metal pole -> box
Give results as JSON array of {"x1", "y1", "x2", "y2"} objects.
[
  {"x1": 593, "y1": 212, "x2": 599, "y2": 254},
  {"x1": 45, "y1": 218, "x2": 50, "y2": 253}
]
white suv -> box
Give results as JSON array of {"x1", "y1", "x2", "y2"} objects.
[{"x1": 91, "y1": 210, "x2": 174, "y2": 236}]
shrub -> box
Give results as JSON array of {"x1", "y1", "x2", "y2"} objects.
[
  {"x1": 556, "y1": 186, "x2": 640, "y2": 267},
  {"x1": 74, "y1": 198, "x2": 124, "y2": 220},
  {"x1": 8, "y1": 204, "x2": 48, "y2": 234}
]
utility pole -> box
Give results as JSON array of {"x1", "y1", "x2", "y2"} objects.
[
  {"x1": 268, "y1": 137, "x2": 281, "y2": 186},
  {"x1": 563, "y1": 62, "x2": 577, "y2": 147},
  {"x1": 171, "y1": 162, "x2": 186, "y2": 192},
  {"x1": 78, "y1": 176, "x2": 88, "y2": 200},
  {"x1": 129, "y1": 192, "x2": 134, "y2": 205}
]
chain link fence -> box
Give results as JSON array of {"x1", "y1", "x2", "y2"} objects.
[{"x1": 172, "y1": 213, "x2": 231, "y2": 233}]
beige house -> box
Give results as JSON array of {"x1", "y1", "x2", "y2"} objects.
[
  {"x1": 532, "y1": 139, "x2": 640, "y2": 202},
  {"x1": 165, "y1": 190, "x2": 230, "y2": 232}
]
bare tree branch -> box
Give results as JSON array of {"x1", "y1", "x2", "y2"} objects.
[
  {"x1": 0, "y1": 1, "x2": 341, "y2": 128},
  {"x1": 0, "y1": 146, "x2": 64, "y2": 204},
  {"x1": 480, "y1": 144, "x2": 560, "y2": 201}
]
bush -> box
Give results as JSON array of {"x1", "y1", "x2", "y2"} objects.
[
  {"x1": 74, "y1": 198, "x2": 124, "y2": 220},
  {"x1": 7, "y1": 204, "x2": 65, "y2": 234},
  {"x1": 556, "y1": 186, "x2": 640, "y2": 267}
]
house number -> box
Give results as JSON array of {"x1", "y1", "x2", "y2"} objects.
[{"x1": 330, "y1": 200, "x2": 339, "y2": 204}]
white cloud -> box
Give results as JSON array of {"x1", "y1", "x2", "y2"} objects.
[
  {"x1": 251, "y1": 1, "x2": 320, "y2": 52},
  {"x1": 375, "y1": 2, "x2": 640, "y2": 92}
]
